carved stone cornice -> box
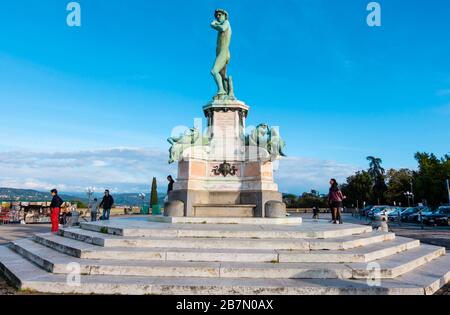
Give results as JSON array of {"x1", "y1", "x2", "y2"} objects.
[{"x1": 203, "y1": 100, "x2": 249, "y2": 119}]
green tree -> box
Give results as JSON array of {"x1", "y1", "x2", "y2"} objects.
[
  {"x1": 282, "y1": 193, "x2": 298, "y2": 208},
  {"x1": 366, "y1": 156, "x2": 387, "y2": 204},
  {"x1": 297, "y1": 190, "x2": 328, "y2": 208},
  {"x1": 385, "y1": 169, "x2": 413, "y2": 206},
  {"x1": 367, "y1": 156, "x2": 385, "y2": 177},
  {"x1": 150, "y1": 177, "x2": 158, "y2": 206},
  {"x1": 74, "y1": 200, "x2": 87, "y2": 209},
  {"x1": 413, "y1": 153, "x2": 450, "y2": 206},
  {"x1": 341, "y1": 171, "x2": 373, "y2": 208}
]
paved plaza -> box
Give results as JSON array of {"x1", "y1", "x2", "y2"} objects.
[
  {"x1": 292, "y1": 213, "x2": 450, "y2": 250},
  {"x1": 0, "y1": 224, "x2": 51, "y2": 245}
]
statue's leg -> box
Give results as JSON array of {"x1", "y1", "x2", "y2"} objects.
[
  {"x1": 220, "y1": 64, "x2": 229, "y2": 94},
  {"x1": 211, "y1": 56, "x2": 228, "y2": 95},
  {"x1": 227, "y1": 76, "x2": 235, "y2": 99}
]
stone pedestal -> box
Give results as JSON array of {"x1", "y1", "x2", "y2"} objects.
[
  {"x1": 164, "y1": 201, "x2": 184, "y2": 217},
  {"x1": 168, "y1": 99, "x2": 283, "y2": 217}
]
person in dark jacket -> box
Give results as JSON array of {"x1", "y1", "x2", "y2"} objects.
[
  {"x1": 328, "y1": 179, "x2": 346, "y2": 224},
  {"x1": 312, "y1": 206, "x2": 320, "y2": 220},
  {"x1": 50, "y1": 189, "x2": 64, "y2": 233},
  {"x1": 99, "y1": 190, "x2": 114, "y2": 220},
  {"x1": 167, "y1": 175, "x2": 175, "y2": 194}
]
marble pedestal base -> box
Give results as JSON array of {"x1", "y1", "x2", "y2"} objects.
[
  {"x1": 168, "y1": 99, "x2": 283, "y2": 218},
  {"x1": 169, "y1": 188, "x2": 282, "y2": 217}
]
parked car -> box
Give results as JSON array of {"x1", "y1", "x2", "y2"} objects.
[
  {"x1": 399, "y1": 207, "x2": 421, "y2": 222},
  {"x1": 387, "y1": 207, "x2": 406, "y2": 221},
  {"x1": 367, "y1": 206, "x2": 393, "y2": 219},
  {"x1": 360, "y1": 206, "x2": 374, "y2": 217},
  {"x1": 407, "y1": 206, "x2": 432, "y2": 223},
  {"x1": 372, "y1": 207, "x2": 400, "y2": 220},
  {"x1": 422, "y1": 206, "x2": 450, "y2": 226}
]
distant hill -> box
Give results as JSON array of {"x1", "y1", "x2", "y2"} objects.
[
  {"x1": 0, "y1": 188, "x2": 82, "y2": 203},
  {"x1": 0, "y1": 188, "x2": 166, "y2": 207}
]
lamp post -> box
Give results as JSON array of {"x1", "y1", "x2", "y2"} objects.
[
  {"x1": 139, "y1": 193, "x2": 146, "y2": 214},
  {"x1": 86, "y1": 187, "x2": 94, "y2": 204},
  {"x1": 404, "y1": 191, "x2": 414, "y2": 207},
  {"x1": 446, "y1": 179, "x2": 450, "y2": 205},
  {"x1": 410, "y1": 179, "x2": 415, "y2": 206}
]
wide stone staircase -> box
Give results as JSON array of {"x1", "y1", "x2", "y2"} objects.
[{"x1": 0, "y1": 218, "x2": 449, "y2": 295}]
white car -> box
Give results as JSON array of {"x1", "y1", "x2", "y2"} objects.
[{"x1": 372, "y1": 207, "x2": 398, "y2": 221}]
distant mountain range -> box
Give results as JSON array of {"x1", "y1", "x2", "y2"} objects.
[{"x1": 0, "y1": 188, "x2": 166, "y2": 206}]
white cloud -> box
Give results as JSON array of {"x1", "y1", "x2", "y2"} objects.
[
  {"x1": 0, "y1": 148, "x2": 360, "y2": 194},
  {"x1": 0, "y1": 148, "x2": 176, "y2": 193},
  {"x1": 275, "y1": 156, "x2": 360, "y2": 194}
]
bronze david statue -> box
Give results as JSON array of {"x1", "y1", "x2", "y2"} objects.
[{"x1": 211, "y1": 9, "x2": 235, "y2": 100}]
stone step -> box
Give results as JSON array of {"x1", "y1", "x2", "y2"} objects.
[
  {"x1": 79, "y1": 220, "x2": 372, "y2": 239},
  {"x1": 56, "y1": 228, "x2": 392, "y2": 251},
  {"x1": 33, "y1": 233, "x2": 279, "y2": 262},
  {"x1": 349, "y1": 244, "x2": 446, "y2": 279},
  {"x1": 42, "y1": 229, "x2": 395, "y2": 257},
  {"x1": 56, "y1": 231, "x2": 308, "y2": 250},
  {"x1": 149, "y1": 216, "x2": 303, "y2": 225},
  {"x1": 221, "y1": 245, "x2": 445, "y2": 280},
  {"x1": 2, "y1": 245, "x2": 449, "y2": 295},
  {"x1": 308, "y1": 232, "x2": 395, "y2": 250},
  {"x1": 9, "y1": 238, "x2": 444, "y2": 280},
  {"x1": 35, "y1": 231, "x2": 395, "y2": 262},
  {"x1": 278, "y1": 237, "x2": 421, "y2": 263}
]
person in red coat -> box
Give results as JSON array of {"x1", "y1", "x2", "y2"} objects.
[{"x1": 50, "y1": 189, "x2": 64, "y2": 233}]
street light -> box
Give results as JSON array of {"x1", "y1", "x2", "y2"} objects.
[
  {"x1": 139, "y1": 193, "x2": 146, "y2": 214},
  {"x1": 446, "y1": 179, "x2": 450, "y2": 205},
  {"x1": 86, "y1": 187, "x2": 94, "y2": 204},
  {"x1": 404, "y1": 191, "x2": 414, "y2": 207}
]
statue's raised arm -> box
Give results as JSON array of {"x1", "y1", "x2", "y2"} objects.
[
  {"x1": 211, "y1": 19, "x2": 230, "y2": 33},
  {"x1": 210, "y1": 9, "x2": 235, "y2": 100}
]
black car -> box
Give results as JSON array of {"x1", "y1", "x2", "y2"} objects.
[
  {"x1": 423, "y1": 207, "x2": 450, "y2": 226},
  {"x1": 399, "y1": 207, "x2": 422, "y2": 222},
  {"x1": 360, "y1": 206, "x2": 374, "y2": 216},
  {"x1": 407, "y1": 206, "x2": 432, "y2": 223},
  {"x1": 387, "y1": 208, "x2": 406, "y2": 221}
]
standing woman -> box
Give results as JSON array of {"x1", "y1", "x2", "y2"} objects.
[
  {"x1": 328, "y1": 179, "x2": 345, "y2": 224},
  {"x1": 50, "y1": 189, "x2": 64, "y2": 233}
]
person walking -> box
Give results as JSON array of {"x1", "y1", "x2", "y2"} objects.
[
  {"x1": 328, "y1": 179, "x2": 345, "y2": 224},
  {"x1": 89, "y1": 198, "x2": 99, "y2": 222},
  {"x1": 50, "y1": 189, "x2": 64, "y2": 233},
  {"x1": 60, "y1": 207, "x2": 72, "y2": 226},
  {"x1": 99, "y1": 190, "x2": 114, "y2": 220},
  {"x1": 312, "y1": 206, "x2": 320, "y2": 220}
]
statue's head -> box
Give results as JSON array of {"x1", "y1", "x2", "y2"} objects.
[
  {"x1": 214, "y1": 9, "x2": 228, "y2": 22},
  {"x1": 255, "y1": 124, "x2": 269, "y2": 138},
  {"x1": 256, "y1": 123, "x2": 268, "y2": 132}
]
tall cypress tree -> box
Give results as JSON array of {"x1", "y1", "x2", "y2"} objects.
[{"x1": 150, "y1": 177, "x2": 158, "y2": 206}]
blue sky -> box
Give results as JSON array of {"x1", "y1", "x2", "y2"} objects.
[{"x1": 0, "y1": 0, "x2": 449, "y2": 194}]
